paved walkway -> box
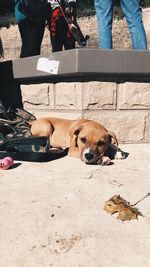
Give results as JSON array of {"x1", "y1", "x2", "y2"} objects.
[{"x1": 0, "y1": 144, "x2": 150, "y2": 267}]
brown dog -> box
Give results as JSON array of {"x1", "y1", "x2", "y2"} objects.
[{"x1": 31, "y1": 117, "x2": 125, "y2": 165}]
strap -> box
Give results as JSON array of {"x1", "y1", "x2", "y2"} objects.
[
  {"x1": 0, "y1": 136, "x2": 49, "y2": 149},
  {"x1": 0, "y1": 144, "x2": 68, "y2": 163},
  {"x1": 0, "y1": 99, "x2": 9, "y2": 119}
]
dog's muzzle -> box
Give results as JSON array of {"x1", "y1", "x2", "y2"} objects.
[{"x1": 81, "y1": 148, "x2": 99, "y2": 164}]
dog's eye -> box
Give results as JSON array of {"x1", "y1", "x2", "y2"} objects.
[
  {"x1": 80, "y1": 137, "x2": 86, "y2": 144},
  {"x1": 97, "y1": 140, "x2": 105, "y2": 146}
]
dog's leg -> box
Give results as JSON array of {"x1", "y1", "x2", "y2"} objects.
[
  {"x1": 114, "y1": 147, "x2": 126, "y2": 160},
  {"x1": 107, "y1": 132, "x2": 126, "y2": 160},
  {"x1": 101, "y1": 156, "x2": 112, "y2": 165},
  {"x1": 68, "y1": 146, "x2": 81, "y2": 158},
  {"x1": 105, "y1": 144, "x2": 126, "y2": 160},
  {"x1": 31, "y1": 119, "x2": 54, "y2": 139},
  {"x1": 97, "y1": 155, "x2": 112, "y2": 166}
]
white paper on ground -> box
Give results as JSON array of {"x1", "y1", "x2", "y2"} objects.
[{"x1": 37, "y1": 57, "x2": 59, "y2": 74}]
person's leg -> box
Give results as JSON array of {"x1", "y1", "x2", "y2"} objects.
[
  {"x1": 51, "y1": 15, "x2": 66, "y2": 52},
  {"x1": 0, "y1": 80, "x2": 23, "y2": 109},
  {"x1": 64, "y1": 35, "x2": 75, "y2": 50},
  {"x1": 120, "y1": 0, "x2": 147, "y2": 50},
  {"x1": 63, "y1": 20, "x2": 75, "y2": 50},
  {"x1": 49, "y1": 8, "x2": 64, "y2": 52},
  {"x1": 94, "y1": 0, "x2": 113, "y2": 49},
  {"x1": 50, "y1": 35, "x2": 63, "y2": 52},
  {"x1": 18, "y1": 19, "x2": 45, "y2": 58}
]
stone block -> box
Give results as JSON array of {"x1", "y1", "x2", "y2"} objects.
[
  {"x1": 21, "y1": 83, "x2": 54, "y2": 109},
  {"x1": 34, "y1": 111, "x2": 82, "y2": 120},
  {"x1": 146, "y1": 112, "x2": 150, "y2": 142},
  {"x1": 83, "y1": 111, "x2": 149, "y2": 143},
  {"x1": 55, "y1": 82, "x2": 82, "y2": 109},
  {"x1": 82, "y1": 81, "x2": 116, "y2": 110},
  {"x1": 119, "y1": 82, "x2": 150, "y2": 109}
]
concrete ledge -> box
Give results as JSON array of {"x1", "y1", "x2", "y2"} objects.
[{"x1": 1, "y1": 49, "x2": 150, "y2": 84}]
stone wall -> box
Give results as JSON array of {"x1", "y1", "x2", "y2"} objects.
[
  {"x1": 21, "y1": 81, "x2": 150, "y2": 144},
  {"x1": 1, "y1": 9, "x2": 150, "y2": 144}
]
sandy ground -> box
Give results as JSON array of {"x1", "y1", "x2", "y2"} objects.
[
  {"x1": 0, "y1": 144, "x2": 150, "y2": 267},
  {"x1": 1, "y1": 7, "x2": 150, "y2": 61}
]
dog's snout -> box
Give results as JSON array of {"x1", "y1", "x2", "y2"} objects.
[
  {"x1": 84, "y1": 152, "x2": 94, "y2": 161},
  {"x1": 82, "y1": 148, "x2": 98, "y2": 163}
]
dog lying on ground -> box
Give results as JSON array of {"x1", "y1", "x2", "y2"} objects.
[{"x1": 31, "y1": 117, "x2": 126, "y2": 165}]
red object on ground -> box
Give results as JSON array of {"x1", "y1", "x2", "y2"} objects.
[{"x1": 0, "y1": 157, "x2": 14, "y2": 170}]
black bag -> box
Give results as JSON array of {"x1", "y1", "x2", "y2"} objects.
[
  {"x1": 0, "y1": 100, "x2": 67, "y2": 162},
  {"x1": 17, "y1": 0, "x2": 47, "y2": 22}
]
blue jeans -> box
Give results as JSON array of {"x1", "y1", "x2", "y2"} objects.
[{"x1": 94, "y1": 0, "x2": 147, "y2": 50}]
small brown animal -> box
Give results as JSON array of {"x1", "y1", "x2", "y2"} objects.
[{"x1": 31, "y1": 117, "x2": 125, "y2": 164}]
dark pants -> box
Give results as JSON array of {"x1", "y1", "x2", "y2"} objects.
[
  {"x1": 18, "y1": 18, "x2": 46, "y2": 58},
  {"x1": 0, "y1": 80, "x2": 23, "y2": 109},
  {"x1": 50, "y1": 8, "x2": 75, "y2": 52},
  {"x1": 0, "y1": 61, "x2": 23, "y2": 109}
]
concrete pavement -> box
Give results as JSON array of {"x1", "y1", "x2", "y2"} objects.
[{"x1": 0, "y1": 144, "x2": 150, "y2": 267}]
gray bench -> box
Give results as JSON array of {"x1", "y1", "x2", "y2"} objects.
[{"x1": 1, "y1": 48, "x2": 150, "y2": 84}]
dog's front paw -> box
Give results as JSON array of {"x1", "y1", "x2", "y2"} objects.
[
  {"x1": 115, "y1": 150, "x2": 126, "y2": 160},
  {"x1": 101, "y1": 156, "x2": 112, "y2": 166}
]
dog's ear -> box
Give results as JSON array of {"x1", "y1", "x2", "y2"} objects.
[
  {"x1": 74, "y1": 128, "x2": 81, "y2": 136},
  {"x1": 69, "y1": 126, "x2": 82, "y2": 148},
  {"x1": 69, "y1": 125, "x2": 82, "y2": 139},
  {"x1": 108, "y1": 131, "x2": 118, "y2": 146}
]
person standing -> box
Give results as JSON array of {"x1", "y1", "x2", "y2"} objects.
[
  {"x1": 47, "y1": 0, "x2": 77, "y2": 52},
  {"x1": 94, "y1": 0, "x2": 147, "y2": 50},
  {"x1": 14, "y1": 0, "x2": 47, "y2": 58}
]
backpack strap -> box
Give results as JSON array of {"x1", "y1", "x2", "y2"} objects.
[{"x1": 0, "y1": 136, "x2": 68, "y2": 162}]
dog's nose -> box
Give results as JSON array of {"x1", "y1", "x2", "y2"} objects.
[{"x1": 85, "y1": 152, "x2": 94, "y2": 161}]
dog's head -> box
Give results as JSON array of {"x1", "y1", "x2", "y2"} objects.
[{"x1": 69, "y1": 121, "x2": 118, "y2": 164}]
